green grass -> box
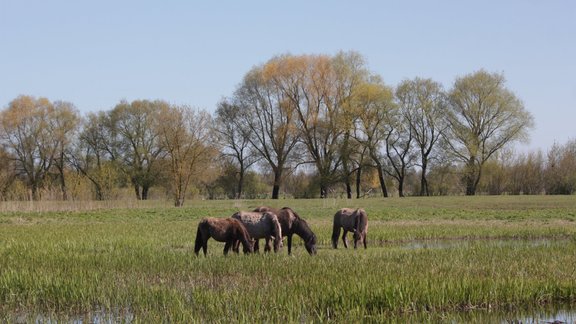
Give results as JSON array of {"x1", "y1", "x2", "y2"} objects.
[{"x1": 0, "y1": 196, "x2": 575, "y2": 322}]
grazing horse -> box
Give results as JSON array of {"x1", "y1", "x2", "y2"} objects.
[
  {"x1": 331, "y1": 208, "x2": 368, "y2": 249},
  {"x1": 194, "y1": 217, "x2": 254, "y2": 256},
  {"x1": 232, "y1": 211, "x2": 283, "y2": 253},
  {"x1": 253, "y1": 206, "x2": 317, "y2": 255}
]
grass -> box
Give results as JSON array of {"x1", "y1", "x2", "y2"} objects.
[{"x1": 0, "y1": 196, "x2": 575, "y2": 322}]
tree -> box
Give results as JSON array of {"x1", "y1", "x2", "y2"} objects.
[
  {"x1": 274, "y1": 52, "x2": 368, "y2": 197},
  {"x1": 544, "y1": 140, "x2": 576, "y2": 194},
  {"x1": 0, "y1": 96, "x2": 65, "y2": 200},
  {"x1": 234, "y1": 64, "x2": 301, "y2": 199},
  {"x1": 382, "y1": 101, "x2": 417, "y2": 198},
  {"x1": 72, "y1": 112, "x2": 122, "y2": 200},
  {"x1": 446, "y1": 70, "x2": 534, "y2": 195},
  {"x1": 351, "y1": 80, "x2": 396, "y2": 197},
  {"x1": 0, "y1": 147, "x2": 16, "y2": 200},
  {"x1": 50, "y1": 100, "x2": 81, "y2": 200},
  {"x1": 214, "y1": 100, "x2": 259, "y2": 199},
  {"x1": 156, "y1": 104, "x2": 214, "y2": 207},
  {"x1": 396, "y1": 78, "x2": 448, "y2": 196},
  {"x1": 108, "y1": 100, "x2": 166, "y2": 200}
]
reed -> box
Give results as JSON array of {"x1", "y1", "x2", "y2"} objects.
[{"x1": 0, "y1": 196, "x2": 575, "y2": 322}]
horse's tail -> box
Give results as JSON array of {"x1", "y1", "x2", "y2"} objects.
[
  {"x1": 356, "y1": 208, "x2": 368, "y2": 233},
  {"x1": 331, "y1": 210, "x2": 342, "y2": 248},
  {"x1": 194, "y1": 219, "x2": 207, "y2": 255}
]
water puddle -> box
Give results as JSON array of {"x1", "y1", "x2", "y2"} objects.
[
  {"x1": 10, "y1": 308, "x2": 134, "y2": 324},
  {"x1": 439, "y1": 307, "x2": 576, "y2": 323}
]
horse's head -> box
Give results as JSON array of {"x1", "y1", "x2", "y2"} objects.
[
  {"x1": 305, "y1": 234, "x2": 317, "y2": 255},
  {"x1": 244, "y1": 238, "x2": 255, "y2": 254}
]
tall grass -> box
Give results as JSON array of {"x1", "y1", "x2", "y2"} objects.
[{"x1": 0, "y1": 196, "x2": 575, "y2": 321}]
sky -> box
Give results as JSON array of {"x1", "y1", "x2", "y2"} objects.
[{"x1": 1, "y1": 1, "x2": 575, "y2": 153}]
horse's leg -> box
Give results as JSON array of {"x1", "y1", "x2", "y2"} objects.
[
  {"x1": 232, "y1": 239, "x2": 240, "y2": 254},
  {"x1": 223, "y1": 241, "x2": 231, "y2": 256},
  {"x1": 264, "y1": 237, "x2": 271, "y2": 253},
  {"x1": 254, "y1": 239, "x2": 260, "y2": 253},
  {"x1": 363, "y1": 233, "x2": 367, "y2": 249},
  {"x1": 342, "y1": 230, "x2": 349, "y2": 249},
  {"x1": 202, "y1": 238, "x2": 208, "y2": 256},
  {"x1": 331, "y1": 225, "x2": 341, "y2": 249},
  {"x1": 287, "y1": 234, "x2": 293, "y2": 255}
]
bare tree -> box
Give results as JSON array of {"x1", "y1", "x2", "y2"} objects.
[
  {"x1": 156, "y1": 104, "x2": 214, "y2": 207},
  {"x1": 396, "y1": 78, "x2": 448, "y2": 196},
  {"x1": 213, "y1": 100, "x2": 259, "y2": 199}
]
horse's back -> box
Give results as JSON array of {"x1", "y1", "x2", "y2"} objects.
[
  {"x1": 232, "y1": 211, "x2": 278, "y2": 239},
  {"x1": 334, "y1": 208, "x2": 357, "y2": 230}
]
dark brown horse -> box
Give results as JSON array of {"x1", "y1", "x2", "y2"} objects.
[
  {"x1": 194, "y1": 217, "x2": 254, "y2": 256},
  {"x1": 253, "y1": 206, "x2": 317, "y2": 255},
  {"x1": 232, "y1": 211, "x2": 283, "y2": 253},
  {"x1": 332, "y1": 208, "x2": 368, "y2": 249}
]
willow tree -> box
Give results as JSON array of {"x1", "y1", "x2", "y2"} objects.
[
  {"x1": 0, "y1": 95, "x2": 78, "y2": 200},
  {"x1": 233, "y1": 64, "x2": 301, "y2": 199},
  {"x1": 351, "y1": 80, "x2": 396, "y2": 198},
  {"x1": 446, "y1": 70, "x2": 534, "y2": 195},
  {"x1": 267, "y1": 51, "x2": 369, "y2": 197}
]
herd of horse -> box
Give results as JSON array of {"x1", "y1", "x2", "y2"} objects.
[{"x1": 194, "y1": 206, "x2": 368, "y2": 256}]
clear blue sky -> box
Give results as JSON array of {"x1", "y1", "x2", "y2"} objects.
[{"x1": 1, "y1": 1, "x2": 574, "y2": 152}]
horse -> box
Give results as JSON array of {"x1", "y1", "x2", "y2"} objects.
[
  {"x1": 331, "y1": 208, "x2": 368, "y2": 249},
  {"x1": 231, "y1": 211, "x2": 283, "y2": 253},
  {"x1": 253, "y1": 206, "x2": 317, "y2": 255},
  {"x1": 194, "y1": 217, "x2": 254, "y2": 256}
]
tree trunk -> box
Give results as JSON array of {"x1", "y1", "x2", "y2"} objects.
[
  {"x1": 465, "y1": 157, "x2": 478, "y2": 196},
  {"x1": 236, "y1": 169, "x2": 245, "y2": 199},
  {"x1": 345, "y1": 181, "x2": 352, "y2": 199},
  {"x1": 420, "y1": 160, "x2": 429, "y2": 196},
  {"x1": 142, "y1": 186, "x2": 149, "y2": 200},
  {"x1": 398, "y1": 177, "x2": 405, "y2": 197},
  {"x1": 356, "y1": 165, "x2": 362, "y2": 199},
  {"x1": 272, "y1": 168, "x2": 282, "y2": 199},
  {"x1": 134, "y1": 184, "x2": 141, "y2": 200},
  {"x1": 376, "y1": 164, "x2": 388, "y2": 198}
]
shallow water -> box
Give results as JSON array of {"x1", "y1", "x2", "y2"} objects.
[{"x1": 8, "y1": 305, "x2": 575, "y2": 323}]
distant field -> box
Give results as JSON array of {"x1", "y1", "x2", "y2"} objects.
[{"x1": 0, "y1": 196, "x2": 575, "y2": 322}]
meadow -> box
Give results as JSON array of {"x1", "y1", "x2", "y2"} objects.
[{"x1": 0, "y1": 196, "x2": 575, "y2": 322}]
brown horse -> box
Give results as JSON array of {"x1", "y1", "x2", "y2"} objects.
[
  {"x1": 331, "y1": 208, "x2": 368, "y2": 249},
  {"x1": 232, "y1": 211, "x2": 283, "y2": 253},
  {"x1": 253, "y1": 206, "x2": 317, "y2": 255},
  {"x1": 194, "y1": 217, "x2": 254, "y2": 256}
]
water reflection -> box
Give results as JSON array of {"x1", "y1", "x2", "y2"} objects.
[
  {"x1": 397, "y1": 306, "x2": 576, "y2": 323},
  {"x1": 15, "y1": 308, "x2": 135, "y2": 324}
]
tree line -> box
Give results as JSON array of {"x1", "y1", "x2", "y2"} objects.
[{"x1": 1, "y1": 51, "x2": 573, "y2": 205}]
